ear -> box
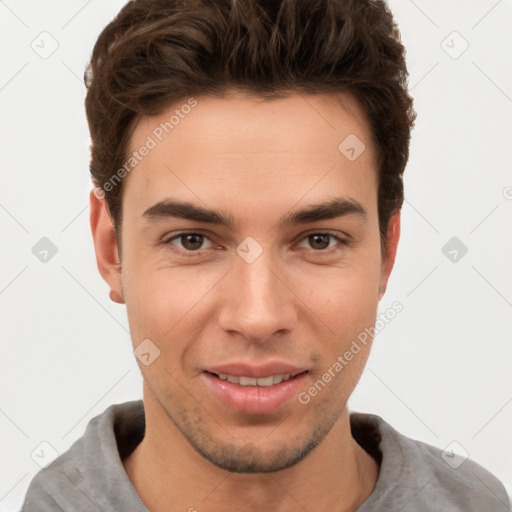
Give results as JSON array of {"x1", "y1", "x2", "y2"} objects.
[
  {"x1": 378, "y1": 210, "x2": 401, "y2": 300},
  {"x1": 90, "y1": 188, "x2": 125, "y2": 304}
]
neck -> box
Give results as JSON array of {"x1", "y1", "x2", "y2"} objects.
[{"x1": 123, "y1": 391, "x2": 379, "y2": 512}]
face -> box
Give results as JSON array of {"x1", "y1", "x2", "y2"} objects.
[{"x1": 92, "y1": 91, "x2": 399, "y2": 473}]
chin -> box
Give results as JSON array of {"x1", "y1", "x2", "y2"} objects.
[
  {"x1": 172, "y1": 404, "x2": 342, "y2": 474},
  {"x1": 192, "y1": 436, "x2": 321, "y2": 473}
]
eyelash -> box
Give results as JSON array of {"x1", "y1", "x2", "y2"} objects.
[{"x1": 162, "y1": 231, "x2": 349, "y2": 257}]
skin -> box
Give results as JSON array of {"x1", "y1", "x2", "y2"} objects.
[{"x1": 90, "y1": 91, "x2": 400, "y2": 512}]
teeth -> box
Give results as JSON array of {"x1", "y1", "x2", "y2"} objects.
[
  {"x1": 239, "y1": 376, "x2": 257, "y2": 386},
  {"x1": 256, "y1": 376, "x2": 274, "y2": 387},
  {"x1": 216, "y1": 373, "x2": 292, "y2": 386},
  {"x1": 276, "y1": 374, "x2": 292, "y2": 384}
]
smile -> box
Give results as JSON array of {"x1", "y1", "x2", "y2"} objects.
[
  {"x1": 215, "y1": 373, "x2": 292, "y2": 386},
  {"x1": 203, "y1": 370, "x2": 308, "y2": 414}
]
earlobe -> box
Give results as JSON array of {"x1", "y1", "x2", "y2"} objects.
[
  {"x1": 379, "y1": 210, "x2": 401, "y2": 300},
  {"x1": 109, "y1": 289, "x2": 125, "y2": 304},
  {"x1": 90, "y1": 188, "x2": 125, "y2": 303}
]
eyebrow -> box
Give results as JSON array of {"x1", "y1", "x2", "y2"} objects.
[{"x1": 142, "y1": 197, "x2": 367, "y2": 229}]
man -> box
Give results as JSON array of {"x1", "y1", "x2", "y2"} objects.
[{"x1": 21, "y1": 0, "x2": 510, "y2": 510}]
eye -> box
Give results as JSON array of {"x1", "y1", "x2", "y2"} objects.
[
  {"x1": 163, "y1": 231, "x2": 347, "y2": 256},
  {"x1": 297, "y1": 232, "x2": 347, "y2": 252},
  {"x1": 164, "y1": 232, "x2": 214, "y2": 253}
]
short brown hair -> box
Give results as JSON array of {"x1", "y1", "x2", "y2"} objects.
[{"x1": 85, "y1": 0, "x2": 415, "y2": 245}]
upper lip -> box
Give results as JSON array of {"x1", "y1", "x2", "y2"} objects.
[{"x1": 204, "y1": 362, "x2": 308, "y2": 378}]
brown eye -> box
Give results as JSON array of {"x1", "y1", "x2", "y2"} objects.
[
  {"x1": 166, "y1": 232, "x2": 213, "y2": 252},
  {"x1": 298, "y1": 233, "x2": 345, "y2": 252},
  {"x1": 307, "y1": 234, "x2": 331, "y2": 250},
  {"x1": 180, "y1": 234, "x2": 204, "y2": 251}
]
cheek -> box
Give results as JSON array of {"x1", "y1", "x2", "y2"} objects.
[
  {"x1": 122, "y1": 261, "x2": 220, "y2": 356},
  {"x1": 306, "y1": 268, "x2": 381, "y2": 402},
  {"x1": 308, "y1": 254, "x2": 382, "y2": 329},
  {"x1": 121, "y1": 222, "x2": 383, "y2": 354}
]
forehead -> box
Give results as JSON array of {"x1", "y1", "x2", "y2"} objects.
[{"x1": 123, "y1": 92, "x2": 378, "y2": 223}]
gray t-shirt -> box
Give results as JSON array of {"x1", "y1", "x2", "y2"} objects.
[{"x1": 21, "y1": 400, "x2": 511, "y2": 511}]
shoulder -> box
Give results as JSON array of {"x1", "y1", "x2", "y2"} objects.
[
  {"x1": 21, "y1": 400, "x2": 145, "y2": 512},
  {"x1": 20, "y1": 435, "x2": 94, "y2": 511},
  {"x1": 350, "y1": 412, "x2": 511, "y2": 511},
  {"x1": 405, "y1": 435, "x2": 510, "y2": 510}
]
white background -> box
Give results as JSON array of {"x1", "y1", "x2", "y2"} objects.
[{"x1": 1, "y1": 1, "x2": 511, "y2": 509}]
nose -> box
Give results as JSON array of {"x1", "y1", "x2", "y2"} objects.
[{"x1": 217, "y1": 246, "x2": 297, "y2": 344}]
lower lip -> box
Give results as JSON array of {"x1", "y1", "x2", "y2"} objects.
[{"x1": 202, "y1": 371, "x2": 308, "y2": 414}]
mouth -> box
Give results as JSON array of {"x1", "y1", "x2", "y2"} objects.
[
  {"x1": 202, "y1": 368, "x2": 309, "y2": 414},
  {"x1": 205, "y1": 371, "x2": 306, "y2": 387}
]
